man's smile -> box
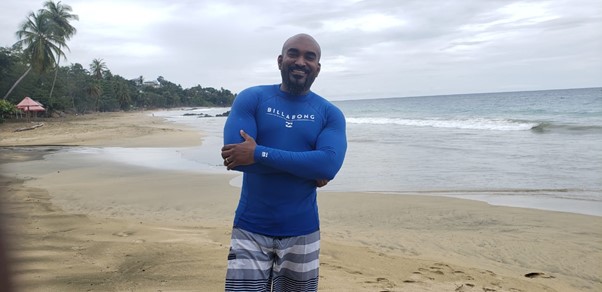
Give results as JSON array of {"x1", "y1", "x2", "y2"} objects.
[{"x1": 289, "y1": 66, "x2": 309, "y2": 78}]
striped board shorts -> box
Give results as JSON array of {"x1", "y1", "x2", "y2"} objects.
[{"x1": 225, "y1": 227, "x2": 320, "y2": 292}]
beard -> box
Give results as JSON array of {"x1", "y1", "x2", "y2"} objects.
[{"x1": 281, "y1": 65, "x2": 315, "y2": 96}]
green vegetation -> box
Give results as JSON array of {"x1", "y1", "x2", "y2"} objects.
[
  {"x1": 0, "y1": 1, "x2": 236, "y2": 122},
  {"x1": 0, "y1": 99, "x2": 17, "y2": 123},
  {"x1": 43, "y1": 0, "x2": 79, "y2": 105}
]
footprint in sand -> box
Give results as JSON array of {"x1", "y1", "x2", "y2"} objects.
[
  {"x1": 524, "y1": 272, "x2": 555, "y2": 279},
  {"x1": 454, "y1": 283, "x2": 475, "y2": 292},
  {"x1": 113, "y1": 231, "x2": 134, "y2": 237},
  {"x1": 481, "y1": 270, "x2": 497, "y2": 277},
  {"x1": 412, "y1": 264, "x2": 479, "y2": 286},
  {"x1": 364, "y1": 277, "x2": 396, "y2": 290}
]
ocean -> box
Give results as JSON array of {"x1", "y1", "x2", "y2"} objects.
[
  {"x1": 331, "y1": 87, "x2": 602, "y2": 216},
  {"x1": 33, "y1": 87, "x2": 602, "y2": 216}
]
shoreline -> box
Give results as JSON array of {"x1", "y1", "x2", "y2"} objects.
[
  {"x1": 367, "y1": 190, "x2": 602, "y2": 217},
  {"x1": 7, "y1": 143, "x2": 600, "y2": 217},
  {"x1": 1, "y1": 111, "x2": 601, "y2": 291}
]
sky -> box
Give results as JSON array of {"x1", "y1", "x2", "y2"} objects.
[{"x1": 1, "y1": 0, "x2": 601, "y2": 100}]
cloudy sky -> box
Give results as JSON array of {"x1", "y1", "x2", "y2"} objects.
[{"x1": 1, "y1": 0, "x2": 600, "y2": 100}]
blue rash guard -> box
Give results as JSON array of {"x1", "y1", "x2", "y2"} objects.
[{"x1": 223, "y1": 84, "x2": 347, "y2": 237}]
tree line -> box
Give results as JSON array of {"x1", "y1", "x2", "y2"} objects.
[{"x1": 0, "y1": 1, "x2": 236, "y2": 122}]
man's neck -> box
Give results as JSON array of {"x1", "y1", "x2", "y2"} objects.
[{"x1": 280, "y1": 84, "x2": 309, "y2": 96}]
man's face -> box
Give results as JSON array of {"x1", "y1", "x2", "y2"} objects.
[{"x1": 278, "y1": 36, "x2": 321, "y2": 95}]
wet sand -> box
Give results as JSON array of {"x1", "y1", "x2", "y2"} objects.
[{"x1": 1, "y1": 112, "x2": 600, "y2": 291}]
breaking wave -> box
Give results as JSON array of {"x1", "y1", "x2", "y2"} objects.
[{"x1": 346, "y1": 117, "x2": 540, "y2": 131}]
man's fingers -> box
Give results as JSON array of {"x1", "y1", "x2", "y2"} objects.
[
  {"x1": 221, "y1": 144, "x2": 236, "y2": 151},
  {"x1": 222, "y1": 130, "x2": 255, "y2": 170},
  {"x1": 316, "y1": 179, "x2": 329, "y2": 188},
  {"x1": 221, "y1": 149, "x2": 232, "y2": 159},
  {"x1": 226, "y1": 160, "x2": 239, "y2": 170},
  {"x1": 240, "y1": 130, "x2": 249, "y2": 140},
  {"x1": 240, "y1": 130, "x2": 254, "y2": 142}
]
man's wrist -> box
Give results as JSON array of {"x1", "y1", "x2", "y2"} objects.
[{"x1": 254, "y1": 145, "x2": 268, "y2": 162}]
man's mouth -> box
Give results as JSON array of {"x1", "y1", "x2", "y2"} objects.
[{"x1": 289, "y1": 66, "x2": 309, "y2": 78}]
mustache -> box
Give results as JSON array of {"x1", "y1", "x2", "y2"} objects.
[{"x1": 288, "y1": 65, "x2": 310, "y2": 74}]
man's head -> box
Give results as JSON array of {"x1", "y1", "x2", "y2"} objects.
[{"x1": 278, "y1": 33, "x2": 321, "y2": 96}]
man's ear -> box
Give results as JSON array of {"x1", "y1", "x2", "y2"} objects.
[
  {"x1": 316, "y1": 62, "x2": 321, "y2": 76},
  {"x1": 277, "y1": 55, "x2": 283, "y2": 69}
]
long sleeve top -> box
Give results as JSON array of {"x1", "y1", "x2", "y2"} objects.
[{"x1": 223, "y1": 84, "x2": 347, "y2": 236}]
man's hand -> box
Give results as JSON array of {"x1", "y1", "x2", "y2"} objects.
[
  {"x1": 221, "y1": 130, "x2": 256, "y2": 170},
  {"x1": 316, "y1": 179, "x2": 329, "y2": 188}
]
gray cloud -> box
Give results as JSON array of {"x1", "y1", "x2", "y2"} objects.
[{"x1": 1, "y1": 0, "x2": 600, "y2": 100}]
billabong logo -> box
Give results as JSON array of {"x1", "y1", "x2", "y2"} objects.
[{"x1": 266, "y1": 107, "x2": 315, "y2": 129}]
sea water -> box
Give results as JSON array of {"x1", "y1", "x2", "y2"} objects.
[
  {"x1": 42, "y1": 87, "x2": 602, "y2": 216},
  {"x1": 331, "y1": 87, "x2": 602, "y2": 216}
]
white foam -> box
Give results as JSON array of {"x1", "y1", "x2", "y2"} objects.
[{"x1": 346, "y1": 117, "x2": 538, "y2": 131}]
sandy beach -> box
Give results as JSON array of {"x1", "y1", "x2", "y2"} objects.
[{"x1": 1, "y1": 112, "x2": 600, "y2": 291}]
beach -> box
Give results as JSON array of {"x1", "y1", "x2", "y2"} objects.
[{"x1": 1, "y1": 111, "x2": 601, "y2": 291}]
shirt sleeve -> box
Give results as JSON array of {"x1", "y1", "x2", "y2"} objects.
[
  {"x1": 253, "y1": 106, "x2": 347, "y2": 180},
  {"x1": 223, "y1": 88, "x2": 281, "y2": 174}
]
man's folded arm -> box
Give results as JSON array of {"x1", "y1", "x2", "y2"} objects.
[
  {"x1": 253, "y1": 108, "x2": 347, "y2": 180},
  {"x1": 223, "y1": 89, "x2": 280, "y2": 174}
]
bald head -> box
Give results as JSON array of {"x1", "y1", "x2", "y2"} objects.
[
  {"x1": 281, "y1": 33, "x2": 321, "y2": 61},
  {"x1": 278, "y1": 33, "x2": 322, "y2": 95}
]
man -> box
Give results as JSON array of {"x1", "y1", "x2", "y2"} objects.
[{"x1": 221, "y1": 33, "x2": 347, "y2": 291}]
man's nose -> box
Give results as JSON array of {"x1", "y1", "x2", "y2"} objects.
[{"x1": 294, "y1": 57, "x2": 307, "y2": 66}]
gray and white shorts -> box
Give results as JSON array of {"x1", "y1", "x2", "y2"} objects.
[{"x1": 225, "y1": 227, "x2": 320, "y2": 292}]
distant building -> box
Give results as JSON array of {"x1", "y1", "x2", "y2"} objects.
[
  {"x1": 143, "y1": 80, "x2": 161, "y2": 88},
  {"x1": 130, "y1": 78, "x2": 143, "y2": 86},
  {"x1": 130, "y1": 78, "x2": 161, "y2": 88}
]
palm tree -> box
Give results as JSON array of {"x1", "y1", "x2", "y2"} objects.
[
  {"x1": 2, "y1": 11, "x2": 67, "y2": 100},
  {"x1": 43, "y1": 1, "x2": 78, "y2": 104},
  {"x1": 90, "y1": 58, "x2": 107, "y2": 80},
  {"x1": 115, "y1": 80, "x2": 131, "y2": 110},
  {"x1": 89, "y1": 58, "x2": 107, "y2": 111},
  {"x1": 87, "y1": 82, "x2": 102, "y2": 112}
]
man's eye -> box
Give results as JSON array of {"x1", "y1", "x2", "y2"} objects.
[{"x1": 305, "y1": 55, "x2": 316, "y2": 61}]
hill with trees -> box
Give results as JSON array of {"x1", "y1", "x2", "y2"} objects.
[{"x1": 0, "y1": 1, "x2": 236, "y2": 122}]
